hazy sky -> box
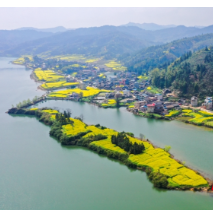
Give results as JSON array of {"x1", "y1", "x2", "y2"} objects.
[{"x1": 1, "y1": 7, "x2": 213, "y2": 30}]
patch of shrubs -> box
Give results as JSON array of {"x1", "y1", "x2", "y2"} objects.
[
  {"x1": 111, "y1": 132, "x2": 145, "y2": 154},
  {"x1": 77, "y1": 134, "x2": 107, "y2": 147},
  {"x1": 146, "y1": 167, "x2": 168, "y2": 189}
]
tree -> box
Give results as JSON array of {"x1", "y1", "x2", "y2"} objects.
[
  {"x1": 80, "y1": 114, "x2": 84, "y2": 122},
  {"x1": 115, "y1": 97, "x2": 120, "y2": 108},
  {"x1": 164, "y1": 145, "x2": 171, "y2": 152},
  {"x1": 139, "y1": 133, "x2": 145, "y2": 140},
  {"x1": 79, "y1": 92, "x2": 83, "y2": 98},
  {"x1": 111, "y1": 132, "x2": 145, "y2": 154}
]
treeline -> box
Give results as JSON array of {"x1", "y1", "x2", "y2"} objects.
[{"x1": 15, "y1": 96, "x2": 41, "y2": 108}]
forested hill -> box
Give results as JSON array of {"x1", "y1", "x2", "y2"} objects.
[
  {"x1": 150, "y1": 47, "x2": 213, "y2": 98},
  {"x1": 0, "y1": 30, "x2": 53, "y2": 55},
  {"x1": 122, "y1": 34, "x2": 213, "y2": 75},
  {"x1": 0, "y1": 26, "x2": 157, "y2": 58}
]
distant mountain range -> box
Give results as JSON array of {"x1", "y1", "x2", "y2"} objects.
[
  {"x1": 1, "y1": 24, "x2": 213, "y2": 59},
  {"x1": 123, "y1": 22, "x2": 177, "y2": 31}
]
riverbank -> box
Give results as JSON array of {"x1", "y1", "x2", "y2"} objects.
[{"x1": 7, "y1": 107, "x2": 212, "y2": 192}]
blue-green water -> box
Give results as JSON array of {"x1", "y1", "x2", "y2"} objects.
[{"x1": 0, "y1": 57, "x2": 213, "y2": 209}]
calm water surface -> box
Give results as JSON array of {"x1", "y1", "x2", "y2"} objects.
[{"x1": 0, "y1": 57, "x2": 213, "y2": 210}]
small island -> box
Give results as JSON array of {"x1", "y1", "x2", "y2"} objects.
[{"x1": 7, "y1": 107, "x2": 212, "y2": 191}]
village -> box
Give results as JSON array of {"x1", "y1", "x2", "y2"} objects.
[{"x1": 53, "y1": 65, "x2": 213, "y2": 116}]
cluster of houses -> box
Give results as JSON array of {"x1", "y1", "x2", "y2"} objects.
[
  {"x1": 191, "y1": 96, "x2": 213, "y2": 110},
  {"x1": 67, "y1": 69, "x2": 150, "y2": 91},
  {"x1": 64, "y1": 68, "x2": 213, "y2": 114},
  {"x1": 132, "y1": 94, "x2": 181, "y2": 115}
]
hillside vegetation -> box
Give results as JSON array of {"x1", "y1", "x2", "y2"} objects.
[
  {"x1": 123, "y1": 34, "x2": 213, "y2": 75},
  {"x1": 149, "y1": 47, "x2": 213, "y2": 98}
]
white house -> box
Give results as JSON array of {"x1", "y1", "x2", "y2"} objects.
[
  {"x1": 203, "y1": 97, "x2": 212, "y2": 110},
  {"x1": 123, "y1": 89, "x2": 131, "y2": 96},
  {"x1": 191, "y1": 96, "x2": 198, "y2": 107}
]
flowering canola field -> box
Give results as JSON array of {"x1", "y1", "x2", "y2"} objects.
[
  {"x1": 34, "y1": 68, "x2": 65, "y2": 82},
  {"x1": 165, "y1": 110, "x2": 180, "y2": 118},
  {"x1": 41, "y1": 81, "x2": 79, "y2": 89},
  {"x1": 56, "y1": 113, "x2": 207, "y2": 188},
  {"x1": 128, "y1": 139, "x2": 207, "y2": 187},
  {"x1": 48, "y1": 87, "x2": 111, "y2": 98},
  {"x1": 105, "y1": 61, "x2": 127, "y2": 71},
  {"x1": 102, "y1": 99, "x2": 116, "y2": 107},
  {"x1": 13, "y1": 55, "x2": 33, "y2": 65},
  {"x1": 182, "y1": 109, "x2": 213, "y2": 125}
]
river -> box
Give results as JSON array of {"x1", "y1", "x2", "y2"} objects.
[{"x1": 0, "y1": 57, "x2": 213, "y2": 210}]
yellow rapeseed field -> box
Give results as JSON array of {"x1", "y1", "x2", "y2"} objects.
[
  {"x1": 105, "y1": 61, "x2": 127, "y2": 71},
  {"x1": 30, "y1": 108, "x2": 38, "y2": 111},
  {"x1": 182, "y1": 109, "x2": 192, "y2": 114},
  {"x1": 62, "y1": 118, "x2": 88, "y2": 136},
  {"x1": 41, "y1": 81, "x2": 79, "y2": 89},
  {"x1": 128, "y1": 140, "x2": 207, "y2": 187},
  {"x1": 34, "y1": 68, "x2": 65, "y2": 82},
  {"x1": 48, "y1": 87, "x2": 111, "y2": 98},
  {"x1": 101, "y1": 99, "x2": 116, "y2": 107},
  {"x1": 198, "y1": 110, "x2": 213, "y2": 116},
  {"x1": 50, "y1": 114, "x2": 208, "y2": 188},
  {"x1": 13, "y1": 55, "x2": 33, "y2": 65},
  {"x1": 165, "y1": 110, "x2": 180, "y2": 118},
  {"x1": 42, "y1": 109, "x2": 59, "y2": 114}
]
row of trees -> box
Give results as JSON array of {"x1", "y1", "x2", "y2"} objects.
[
  {"x1": 111, "y1": 132, "x2": 145, "y2": 154},
  {"x1": 14, "y1": 96, "x2": 40, "y2": 108}
]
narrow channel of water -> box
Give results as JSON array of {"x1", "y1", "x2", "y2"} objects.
[{"x1": 0, "y1": 57, "x2": 213, "y2": 210}]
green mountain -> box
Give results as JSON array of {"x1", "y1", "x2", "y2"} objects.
[
  {"x1": 149, "y1": 47, "x2": 213, "y2": 98},
  {"x1": 122, "y1": 33, "x2": 213, "y2": 75}
]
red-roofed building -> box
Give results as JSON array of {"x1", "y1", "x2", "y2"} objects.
[{"x1": 147, "y1": 103, "x2": 155, "y2": 113}]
